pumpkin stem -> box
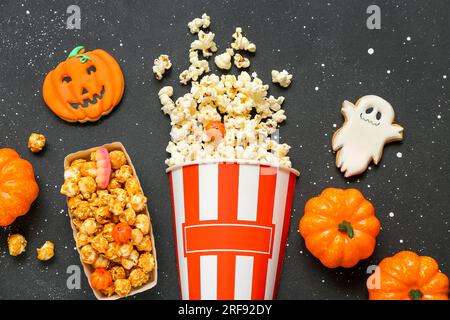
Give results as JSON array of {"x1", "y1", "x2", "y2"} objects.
[
  {"x1": 67, "y1": 46, "x2": 91, "y2": 63},
  {"x1": 338, "y1": 220, "x2": 354, "y2": 238},
  {"x1": 408, "y1": 289, "x2": 423, "y2": 300}
]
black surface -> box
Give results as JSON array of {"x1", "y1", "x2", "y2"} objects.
[{"x1": 0, "y1": 0, "x2": 449, "y2": 300}]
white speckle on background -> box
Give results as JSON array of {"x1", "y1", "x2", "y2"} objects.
[
  {"x1": 389, "y1": 212, "x2": 395, "y2": 218},
  {"x1": 387, "y1": 70, "x2": 391, "y2": 74},
  {"x1": 399, "y1": 239, "x2": 404, "y2": 243},
  {"x1": 443, "y1": 75, "x2": 447, "y2": 79},
  {"x1": 437, "y1": 114, "x2": 442, "y2": 119},
  {"x1": 406, "y1": 36, "x2": 411, "y2": 41},
  {"x1": 368, "y1": 48, "x2": 374, "y2": 55},
  {"x1": 314, "y1": 86, "x2": 319, "y2": 91},
  {"x1": 396, "y1": 152, "x2": 403, "y2": 158}
]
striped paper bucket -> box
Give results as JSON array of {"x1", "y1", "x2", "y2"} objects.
[{"x1": 167, "y1": 159, "x2": 299, "y2": 300}]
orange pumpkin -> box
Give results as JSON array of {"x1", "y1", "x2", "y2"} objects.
[
  {"x1": 368, "y1": 251, "x2": 449, "y2": 300},
  {"x1": 112, "y1": 222, "x2": 132, "y2": 244},
  {"x1": 43, "y1": 46, "x2": 124, "y2": 123},
  {"x1": 90, "y1": 268, "x2": 113, "y2": 290},
  {"x1": 0, "y1": 148, "x2": 39, "y2": 226},
  {"x1": 299, "y1": 188, "x2": 380, "y2": 268}
]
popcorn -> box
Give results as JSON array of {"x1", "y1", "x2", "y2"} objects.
[
  {"x1": 179, "y1": 51, "x2": 210, "y2": 85},
  {"x1": 125, "y1": 177, "x2": 140, "y2": 195},
  {"x1": 138, "y1": 252, "x2": 155, "y2": 273},
  {"x1": 129, "y1": 268, "x2": 149, "y2": 288},
  {"x1": 8, "y1": 234, "x2": 27, "y2": 256},
  {"x1": 190, "y1": 31, "x2": 217, "y2": 57},
  {"x1": 60, "y1": 180, "x2": 79, "y2": 197},
  {"x1": 159, "y1": 86, "x2": 176, "y2": 115},
  {"x1": 91, "y1": 234, "x2": 109, "y2": 253},
  {"x1": 135, "y1": 214, "x2": 150, "y2": 235},
  {"x1": 120, "y1": 208, "x2": 136, "y2": 225},
  {"x1": 233, "y1": 53, "x2": 250, "y2": 69},
  {"x1": 73, "y1": 201, "x2": 92, "y2": 220},
  {"x1": 131, "y1": 228, "x2": 144, "y2": 245},
  {"x1": 28, "y1": 133, "x2": 46, "y2": 153},
  {"x1": 160, "y1": 70, "x2": 292, "y2": 168},
  {"x1": 80, "y1": 161, "x2": 97, "y2": 178},
  {"x1": 64, "y1": 167, "x2": 81, "y2": 182},
  {"x1": 135, "y1": 235, "x2": 152, "y2": 252},
  {"x1": 119, "y1": 243, "x2": 133, "y2": 257},
  {"x1": 80, "y1": 218, "x2": 98, "y2": 235},
  {"x1": 36, "y1": 241, "x2": 55, "y2": 261},
  {"x1": 271, "y1": 69, "x2": 292, "y2": 88},
  {"x1": 121, "y1": 250, "x2": 139, "y2": 270},
  {"x1": 94, "y1": 206, "x2": 111, "y2": 224},
  {"x1": 188, "y1": 13, "x2": 211, "y2": 34},
  {"x1": 78, "y1": 176, "x2": 97, "y2": 199},
  {"x1": 80, "y1": 244, "x2": 98, "y2": 264},
  {"x1": 152, "y1": 54, "x2": 172, "y2": 80},
  {"x1": 75, "y1": 232, "x2": 91, "y2": 247},
  {"x1": 93, "y1": 255, "x2": 110, "y2": 269},
  {"x1": 130, "y1": 194, "x2": 147, "y2": 212},
  {"x1": 109, "y1": 151, "x2": 127, "y2": 170},
  {"x1": 215, "y1": 48, "x2": 234, "y2": 70},
  {"x1": 231, "y1": 27, "x2": 256, "y2": 52},
  {"x1": 114, "y1": 279, "x2": 131, "y2": 297},
  {"x1": 62, "y1": 147, "x2": 155, "y2": 297},
  {"x1": 114, "y1": 165, "x2": 133, "y2": 183}
]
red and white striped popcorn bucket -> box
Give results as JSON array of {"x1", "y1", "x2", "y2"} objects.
[{"x1": 167, "y1": 159, "x2": 299, "y2": 300}]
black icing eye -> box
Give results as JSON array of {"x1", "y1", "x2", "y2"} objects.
[
  {"x1": 62, "y1": 76, "x2": 72, "y2": 83},
  {"x1": 87, "y1": 66, "x2": 96, "y2": 75},
  {"x1": 365, "y1": 107, "x2": 374, "y2": 114},
  {"x1": 376, "y1": 112, "x2": 382, "y2": 120}
]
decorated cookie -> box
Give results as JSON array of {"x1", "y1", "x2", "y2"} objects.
[
  {"x1": 43, "y1": 46, "x2": 124, "y2": 123},
  {"x1": 332, "y1": 95, "x2": 403, "y2": 177}
]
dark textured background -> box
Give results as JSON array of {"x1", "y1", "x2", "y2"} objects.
[{"x1": 0, "y1": 0, "x2": 449, "y2": 300}]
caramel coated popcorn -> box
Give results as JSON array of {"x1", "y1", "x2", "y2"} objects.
[
  {"x1": 37, "y1": 241, "x2": 55, "y2": 261},
  {"x1": 28, "y1": 133, "x2": 46, "y2": 153},
  {"x1": 8, "y1": 234, "x2": 27, "y2": 256},
  {"x1": 61, "y1": 148, "x2": 155, "y2": 298}
]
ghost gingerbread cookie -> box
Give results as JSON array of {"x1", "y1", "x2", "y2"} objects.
[
  {"x1": 332, "y1": 95, "x2": 403, "y2": 178},
  {"x1": 43, "y1": 46, "x2": 124, "y2": 123}
]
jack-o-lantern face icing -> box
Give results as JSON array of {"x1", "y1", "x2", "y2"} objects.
[{"x1": 43, "y1": 46, "x2": 124, "y2": 123}]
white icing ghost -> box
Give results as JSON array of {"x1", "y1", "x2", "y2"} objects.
[{"x1": 332, "y1": 95, "x2": 403, "y2": 178}]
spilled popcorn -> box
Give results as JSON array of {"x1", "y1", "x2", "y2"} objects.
[
  {"x1": 187, "y1": 13, "x2": 211, "y2": 34},
  {"x1": 152, "y1": 54, "x2": 172, "y2": 80},
  {"x1": 272, "y1": 69, "x2": 293, "y2": 88},
  {"x1": 160, "y1": 14, "x2": 293, "y2": 168}
]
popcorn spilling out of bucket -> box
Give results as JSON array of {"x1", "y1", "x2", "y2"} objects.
[{"x1": 159, "y1": 13, "x2": 299, "y2": 300}]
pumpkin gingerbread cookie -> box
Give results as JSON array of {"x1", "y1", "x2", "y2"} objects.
[{"x1": 43, "y1": 46, "x2": 124, "y2": 123}]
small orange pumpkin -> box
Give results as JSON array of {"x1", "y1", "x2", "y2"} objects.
[
  {"x1": 43, "y1": 46, "x2": 124, "y2": 123},
  {"x1": 112, "y1": 222, "x2": 132, "y2": 244},
  {"x1": 299, "y1": 188, "x2": 380, "y2": 268},
  {"x1": 367, "y1": 251, "x2": 449, "y2": 300},
  {"x1": 0, "y1": 148, "x2": 39, "y2": 226},
  {"x1": 90, "y1": 268, "x2": 113, "y2": 290}
]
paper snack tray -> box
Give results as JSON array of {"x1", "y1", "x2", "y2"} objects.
[{"x1": 63, "y1": 142, "x2": 158, "y2": 300}]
